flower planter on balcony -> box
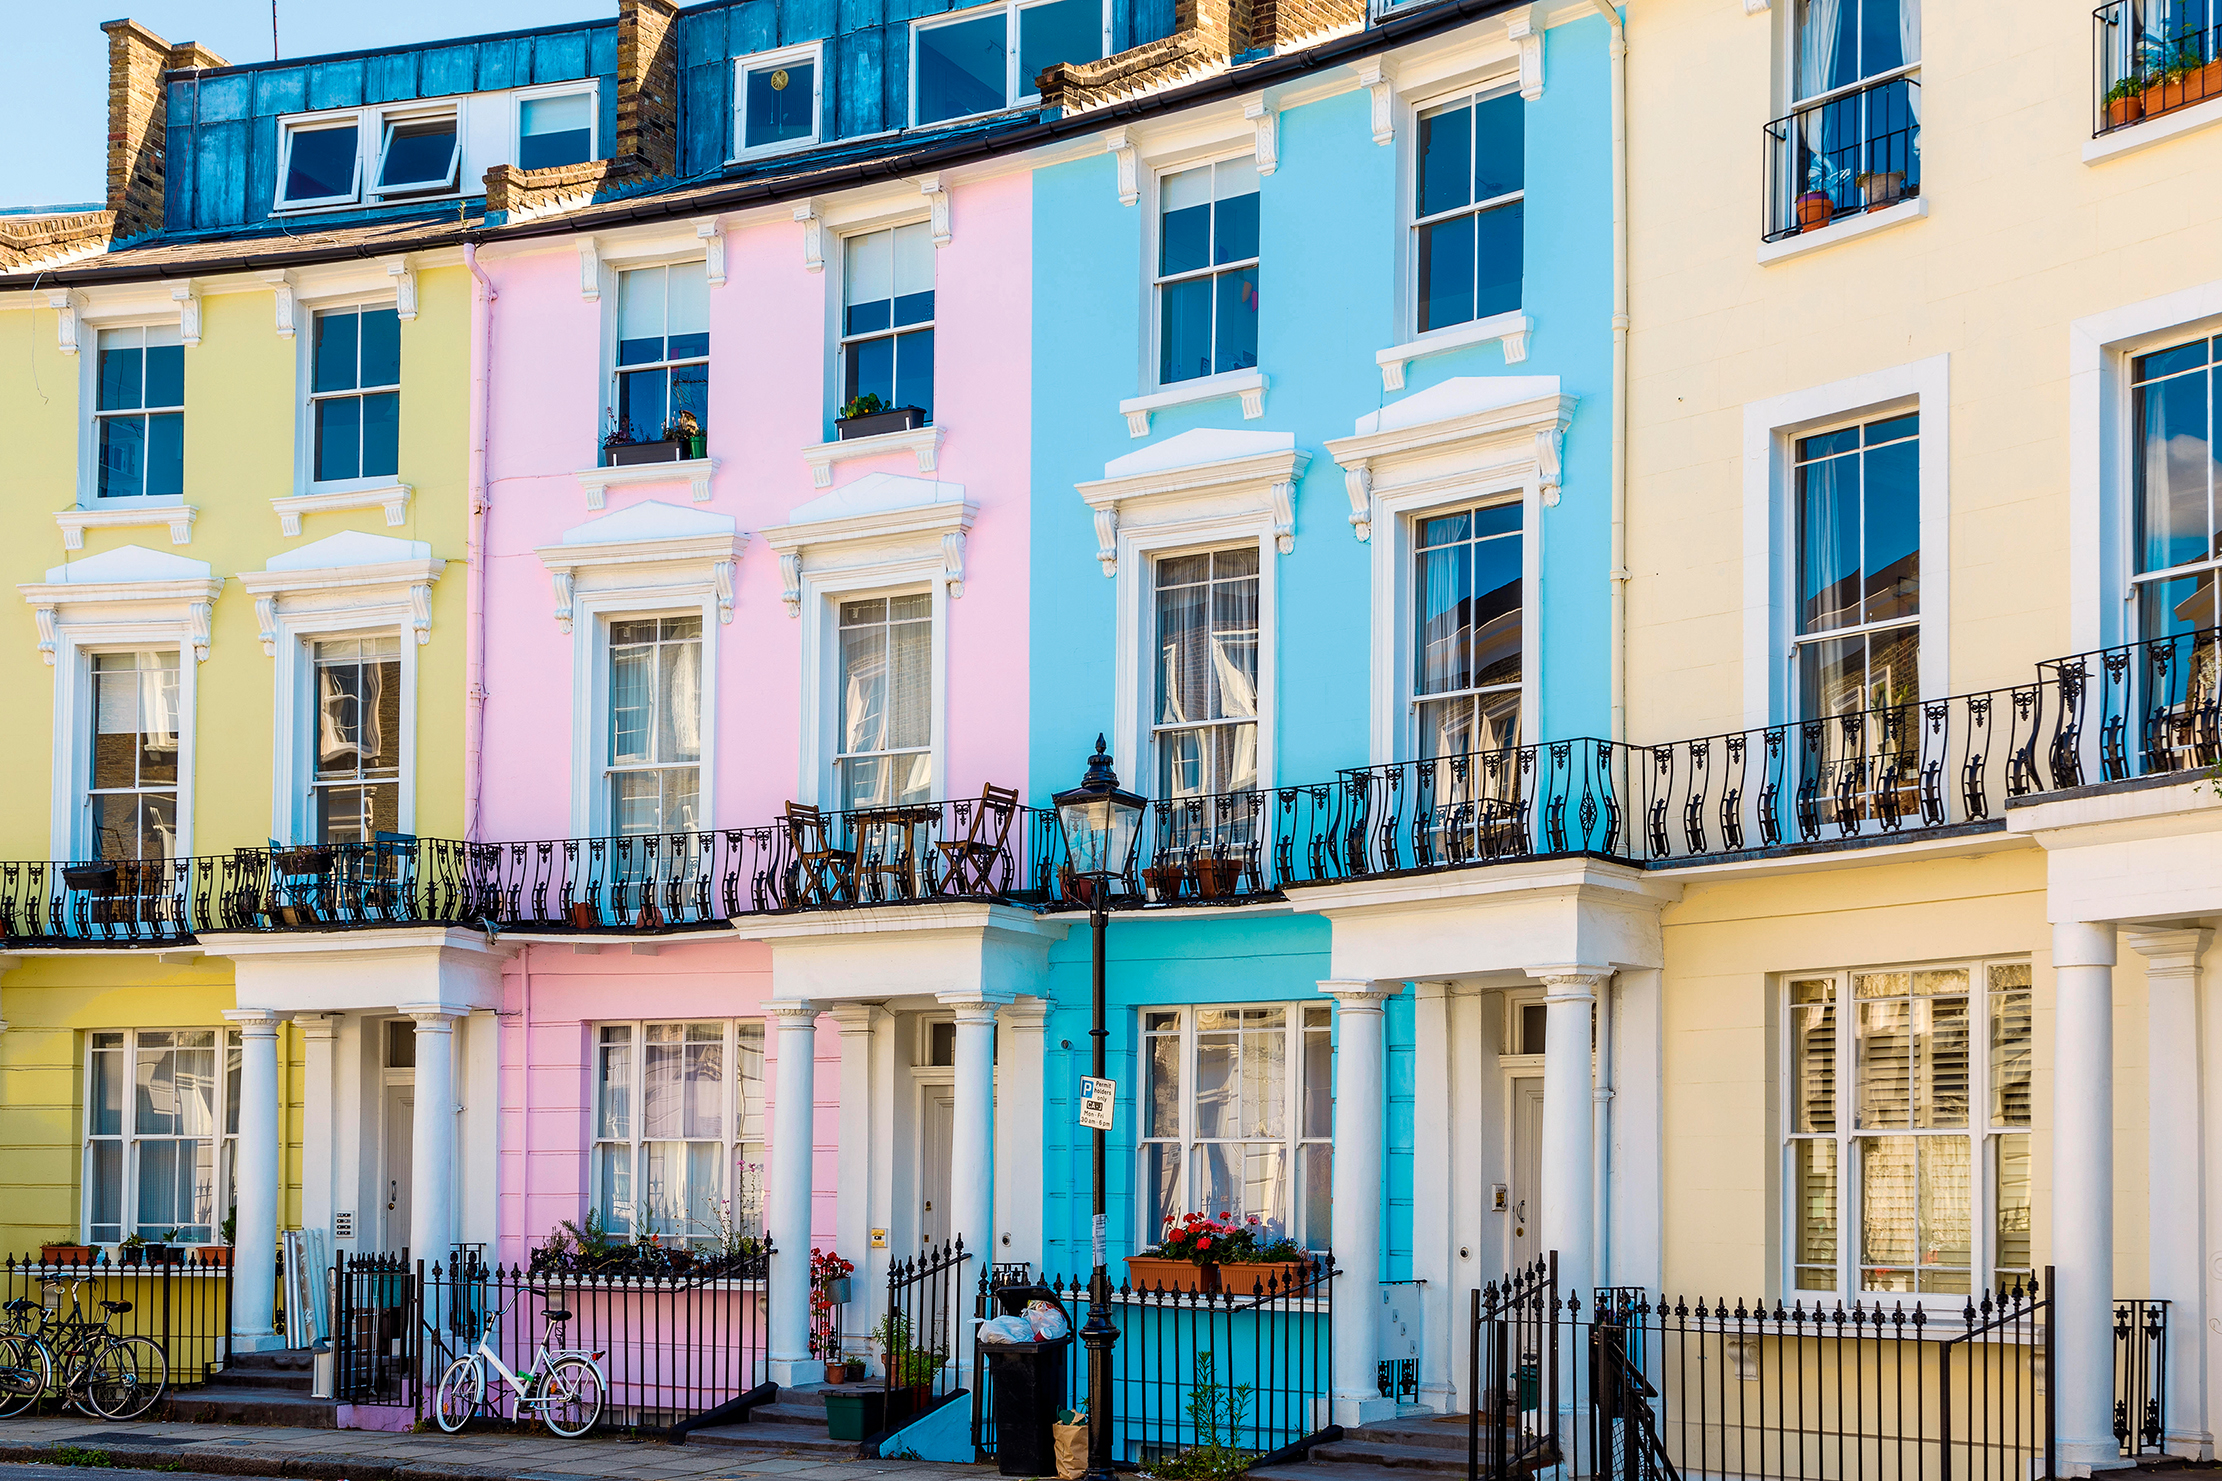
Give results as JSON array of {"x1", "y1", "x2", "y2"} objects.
[
  {"x1": 1795, "y1": 191, "x2": 1834, "y2": 232},
  {"x1": 2144, "y1": 59, "x2": 2222, "y2": 116},
  {"x1": 569, "y1": 901, "x2": 599, "y2": 929},
  {"x1": 1125, "y1": 1255, "x2": 1219, "y2": 1293},
  {"x1": 1191, "y1": 857, "x2": 1246, "y2": 900},
  {"x1": 1217, "y1": 1259, "x2": 1312, "y2": 1297},
  {"x1": 1142, "y1": 862, "x2": 1188, "y2": 904},
  {"x1": 836, "y1": 406, "x2": 926, "y2": 440},
  {"x1": 62, "y1": 863, "x2": 118, "y2": 894},
  {"x1": 606, "y1": 440, "x2": 688, "y2": 467},
  {"x1": 2109, "y1": 92, "x2": 2147, "y2": 127},
  {"x1": 273, "y1": 847, "x2": 334, "y2": 875}
]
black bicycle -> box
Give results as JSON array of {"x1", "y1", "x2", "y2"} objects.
[{"x1": 0, "y1": 1277, "x2": 166, "y2": 1420}]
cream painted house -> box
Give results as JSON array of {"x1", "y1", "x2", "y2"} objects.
[{"x1": 1623, "y1": 0, "x2": 2222, "y2": 1470}]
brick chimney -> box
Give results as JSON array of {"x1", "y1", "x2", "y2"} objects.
[
  {"x1": 101, "y1": 20, "x2": 227, "y2": 239},
  {"x1": 616, "y1": 0, "x2": 681, "y2": 178}
]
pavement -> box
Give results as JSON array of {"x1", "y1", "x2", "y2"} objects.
[{"x1": 0, "y1": 1418, "x2": 996, "y2": 1481}]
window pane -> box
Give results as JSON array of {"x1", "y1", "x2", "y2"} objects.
[
  {"x1": 92, "y1": 1043, "x2": 124, "y2": 1137},
  {"x1": 1793, "y1": 1138, "x2": 1837, "y2": 1288},
  {"x1": 895, "y1": 328, "x2": 935, "y2": 420},
  {"x1": 1790, "y1": 978, "x2": 1836, "y2": 1134},
  {"x1": 599, "y1": 1029, "x2": 632, "y2": 1140},
  {"x1": 1995, "y1": 1132, "x2": 2032, "y2": 1274},
  {"x1": 1862, "y1": 434, "x2": 1921, "y2": 622},
  {"x1": 1241, "y1": 1024, "x2": 1285, "y2": 1139},
  {"x1": 1474, "y1": 200, "x2": 1523, "y2": 322},
  {"x1": 840, "y1": 617, "x2": 890, "y2": 757},
  {"x1": 379, "y1": 116, "x2": 457, "y2": 190},
  {"x1": 1018, "y1": 0, "x2": 1101, "y2": 94},
  {"x1": 618, "y1": 267, "x2": 667, "y2": 364},
  {"x1": 315, "y1": 397, "x2": 361, "y2": 482},
  {"x1": 643, "y1": 1025, "x2": 685, "y2": 1138},
  {"x1": 285, "y1": 124, "x2": 358, "y2": 202},
  {"x1": 1146, "y1": 1032, "x2": 1180, "y2": 1139},
  {"x1": 145, "y1": 412, "x2": 185, "y2": 500},
  {"x1": 1988, "y1": 964, "x2": 2032, "y2": 1127},
  {"x1": 1299, "y1": 1143, "x2": 1332, "y2": 1251},
  {"x1": 1853, "y1": 976, "x2": 1911, "y2": 1130},
  {"x1": 313, "y1": 311, "x2": 360, "y2": 395},
  {"x1": 360, "y1": 393, "x2": 399, "y2": 479},
  {"x1": 845, "y1": 229, "x2": 894, "y2": 332},
  {"x1": 2134, "y1": 362, "x2": 2214, "y2": 575},
  {"x1": 1472, "y1": 91, "x2": 1524, "y2": 201},
  {"x1": 1416, "y1": 542, "x2": 1472, "y2": 697},
  {"x1": 744, "y1": 60, "x2": 815, "y2": 149},
  {"x1": 846, "y1": 332, "x2": 895, "y2": 408},
  {"x1": 599, "y1": 1144, "x2": 634, "y2": 1233},
  {"x1": 916, "y1": 14, "x2": 1008, "y2": 124},
  {"x1": 142, "y1": 335, "x2": 184, "y2": 410},
  {"x1": 1194, "y1": 1031, "x2": 1234, "y2": 1138},
  {"x1": 1916, "y1": 1136, "x2": 1971, "y2": 1293},
  {"x1": 1160, "y1": 276, "x2": 1213, "y2": 385},
  {"x1": 1417, "y1": 214, "x2": 1476, "y2": 333},
  {"x1": 1913, "y1": 970, "x2": 1969, "y2": 1129},
  {"x1": 667, "y1": 261, "x2": 710, "y2": 342},
  {"x1": 893, "y1": 222, "x2": 936, "y2": 323},
  {"x1": 520, "y1": 92, "x2": 594, "y2": 169},
  {"x1": 1858, "y1": 1135, "x2": 1916, "y2": 1289},
  {"x1": 90, "y1": 1140, "x2": 123, "y2": 1244},
  {"x1": 1213, "y1": 165, "x2": 1259, "y2": 265},
  {"x1": 98, "y1": 415, "x2": 148, "y2": 500},
  {"x1": 1160, "y1": 166, "x2": 1212, "y2": 277},
  {"x1": 1142, "y1": 1143, "x2": 1182, "y2": 1245},
  {"x1": 1212, "y1": 265, "x2": 1258, "y2": 375},
  {"x1": 98, "y1": 330, "x2": 144, "y2": 412},
  {"x1": 1301, "y1": 1027, "x2": 1332, "y2": 1138},
  {"x1": 888, "y1": 608, "x2": 931, "y2": 750},
  {"x1": 683, "y1": 1029, "x2": 725, "y2": 1140},
  {"x1": 360, "y1": 308, "x2": 401, "y2": 389},
  {"x1": 1416, "y1": 102, "x2": 1472, "y2": 218}
]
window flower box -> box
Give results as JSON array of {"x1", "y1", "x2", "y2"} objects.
[
  {"x1": 1125, "y1": 1255, "x2": 1219, "y2": 1293},
  {"x1": 62, "y1": 863, "x2": 119, "y2": 894},
  {"x1": 1217, "y1": 1259, "x2": 1312, "y2": 1297},
  {"x1": 606, "y1": 439, "x2": 691, "y2": 467},
  {"x1": 273, "y1": 846, "x2": 334, "y2": 875},
  {"x1": 40, "y1": 1243, "x2": 94, "y2": 1266},
  {"x1": 2144, "y1": 58, "x2": 2222, "y2": 116},
  {"x1": 836, "y1": 405, "x2": 927, "y2": 441}
]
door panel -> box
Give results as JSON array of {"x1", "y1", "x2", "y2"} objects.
[
  {"x1": 383, "y1": 1086, "x2": 413, "y2": 1254},
  {"x1": 1510, "y1": 1077, "x2": 1543, "y2": 1273},
  {"x1": 920, "y1": 1089, "x2": 954, "y2": 1247}
]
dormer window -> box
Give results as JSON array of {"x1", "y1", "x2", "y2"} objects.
[
  {"x1": 519, "y1": 90, "x2": 597, "y2": 170},
  {"x1": 912, "y1": 0, "x2": 1106, "y2": 125},
  {"x1": 733, "y1": 46, "x2": 823, "y2": 156},
  {"x1": 375, "y1": 113, "x2": 460, "y2": 197},
  {"x1": 280, "y1": 120, "x2": 361, "y2": 209}
]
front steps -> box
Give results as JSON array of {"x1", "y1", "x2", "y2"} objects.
[
  {"x1": 689, "y1": 1381, "x2": 884, "y2": 1454},
  {"x1": 1253, "y1": 1412, "x2": 1549, "y2": 1481},
  {"x1": 161, "y1": 1348, "x2": 338, "y2": 1428}
]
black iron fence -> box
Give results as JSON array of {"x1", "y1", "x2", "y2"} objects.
[
  {"x1": 2094, "y1": 0, "x2": 2222, "y2": 135},
  {"x1": 1764, "y1": 71, "x2": 1921, "y2": 243},
  {"x1": 1, "y1": 1253, "x2": 232, "y2": 1392},
  {"x1": 2113, "y1": 1299, "x2": 2166, "y2": 1457},
  {"x1": 334, "y1": 1244, "x2": 773, "y2": 1432},
  {"x1": 2041, "y1": 625, "x2": 2221, "y2": 788},
  {"x1": 1471, "y1": 1256, "x2": 2055, "y2": 1481},
  {"x1": 478, "y1": 830, "x2": 779, "y2": 932},
  {"x1": 884, "y1": 1239, "x2": 971, "y2": 1419},
  {"x1": 973, "y1": 1259, "x2": 1335, "y2": 1464}
]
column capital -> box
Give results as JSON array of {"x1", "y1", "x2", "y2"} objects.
[
  {"x1": 1319, "y1": 979, "x2": 1402, "y2": 1009},
  {"x1": 763, "y1": 999, "x2": 820, "y2": 1023},
  {"x1": 998, "y1": 996, "x2": 1050, "y2": 1032},
  {"x1": 935, "y1": 990, "x2": 1010, "y2": 1021},
  {"x1": 399, "y1": 1004, "x2": 469, "y2": 1031},
  {"x1": 827, "y1": 1002, "x2": 886, "y2": 1036},
  {"x1": 1412, "y1": 980, "x2": 1457, "y2": 1002},
  {"x1": 1529, "y1": 965, "x2": 1611, "y2": 1000},
  {"x1": 291, "y1": 1012, "x2": 341, "y2": 1040},
  {"x1": 222, "y1": 1008, "x2": 287, "y2": 1033},
  {"x1": 2125, "y1": 926, "x2": 2210, "y2": 978},
  {"x1": 2053, "y1": 919, "x2": 2117, "y2": 969}
]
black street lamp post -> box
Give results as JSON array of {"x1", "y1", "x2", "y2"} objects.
[{"x1": 1052, "y1": 735, "x2": 1146, "y2": 1481}]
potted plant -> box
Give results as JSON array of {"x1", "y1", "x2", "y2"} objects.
[
  {"x1": 1220, "y1": 1231, "x2": 1313, "y2": 1297},
  {"x1": 40, "y1": 1241, "x2": 94, "y2": 1266},
  {"x1": 61, "y1": 860, "x2": 118, "y2": 894},
  {"x1": 202, "y1": 1207, "x2": 236, "y2": 1268},
  {"x1": 665, "y1": 411, "x2": 706, "y2": 460},
  {"x1": 118, "y1": 1234, "x2": 149, "y2": 1267},
  {"x1": 273, "y1": 843, "x2": 334, "y2": 874},
  {"x1": 1190, "y1": 856, "x2": 1246, "y2": 900},
  {"x1": 1854, "y1": 170, "x2": 1904, "y2": 209},
  {"x1": 2105, "y1": 74, "x2": 2148, "y2": 127},
  {"x1": 844, "y1": 1356, "x2": 867, "y2": 1382},
  {"x1": 569, "y1": 900, "x2": 600, "y2": 929},
  {"x1": 1142, "y1": 861, "x2": 1188, "y2": 904},
  {"x1": 835, "y1": 393, "x2": 928, "y2": 441},
  {"x1": 1127, "y1": 1212, "x2": 1250, "y2": 1293},
  {"x1": 1795, "y1": 190, "x2": 1834, "y2": 232},
  {"x1": 603, "y1": 408, "x2": 686, "y2": 466}
]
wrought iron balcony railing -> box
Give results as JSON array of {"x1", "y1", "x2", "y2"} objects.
[
  {"x1": 1763, "y1": 70, "x2": 1920, "y2": 243},
  {"x1": 2039, "y1": 624, "x2": 2221, "y2": 787},
  {"x1": 2094, "y1": 1, "x2": 2222, "y2": 136}
]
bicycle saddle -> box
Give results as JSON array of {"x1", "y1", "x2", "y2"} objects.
[
  {"x1": 542, "y1": 1308, "x2": 572, "y2": 1323},
  {"x1": 100, "y1": 1300, "x2": 132, "y2": 1314},
  {"x1": 3, "y1": 1299, "x2": 34, "y2": 1314}
]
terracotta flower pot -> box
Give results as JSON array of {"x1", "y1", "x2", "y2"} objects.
[
  {"x1": 198, "y1": 1246, "x2": 234, "y2": 1268},
  {"x1": 2108, "y1": 93, "x2": 2146, "y2": 127},
  {"x1": 1796, "y1": 191, "x2": 1834, "y2": 232},
  {"x1": 1125, "y1": 1255, "x2": 1220, "y2": 1293},
  {"x1": 40, "y1": 1244, "x2": 93, "y2": 1266},
  {"x1": 1142, "y1": 862, "x2": 1188, "y2": 904},
  {"x1": 1218, "y1": 1259, "x2": 1312, "y2": 1297},
  {"x1": 825, "y1": 1360, "x2": 848, "y2": 1385},
  {"x1": 1191, "y1": 857, "x2": 1245, "y2": 899},
  {"x1": 2148, "y1": 59, "x2": 2222, "y2": 114}
]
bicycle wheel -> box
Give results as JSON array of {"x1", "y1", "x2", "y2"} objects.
[
  {"x1": 0, "y1": 1336, "x2": 51, "y2": 1417},
  {"x1": 537, "y1": 1356, "x2": 604, "y2": 1438},
  {"x1": 434, "y1": 1356, "x2": 485, "y2": 1433},
  {"x1": 85, "y1": 1337, "x2": 164, "y2": 1421}
]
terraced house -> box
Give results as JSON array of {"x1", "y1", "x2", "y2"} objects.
[{"x1": 0, "y1": 0, "x2": 2216, "y2": 1474}]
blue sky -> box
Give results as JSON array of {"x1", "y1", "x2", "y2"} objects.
[{"x1": 2, "y1": 1, "x2": 595, "y2": 207}]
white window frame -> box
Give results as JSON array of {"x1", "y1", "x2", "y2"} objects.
[
  {"x1": 728, "y1": 43, "x2": 825, "y2": 161},
  {"x1": 83, "y1": 320, "x2": 187, "y2": 507},
  {"x1": 590, "y1": 1018, "x2": 768, "y2": 1245},
  {"x1": 828, "y1": 588, "x2": 937, "y2": 810},
  {"x1": 1740, "y1": 355, "x2": 1951, "y2": 728},
  {"x1": 81, "y1": 647, "x2": 185, "y2": 864},
  {"x1": 908, "y1": 0, "x2": 1113, "y2": 126},
  {"x1": 1779, "y1": 958, "x2": 2033, "y2": 1308},
  {"x1": 1395, "y1": 488, "x2": 1534, "y2": 763},
  {"x1": 274, "y1": 104, "x2": 464, "y2": 215},
  {"x1": 295, "y1": 292, "x2": 405, "y2": 496},
  {"x1": 285, "y1": 624, "x2": 415, "y2": 846},
  {"x1": 600, "y1": 254, "x2": 713, "y2": 453},
  {"x1": 1134, "y1": 1002, "x2": 1335, "y2": 1252},
  {"x1": 513, "y1": 82, "x2": 602, "y2": 172},
  {"x1": 835, "y1": 219, "x2": 938, "y2": 423},
  {"x1": 1406, "y1": 81, "x2": 1525, "y2": 343},
  {"x1": 602, "y1": 611, "x2": 708, "y2": 836},
  {"x1": 1782, "y1": 410, "x2": 1925, "y2": 723},
  {"x1": 1145, "y1": 544, "x2": 1264, "y2": 802},
  {"x1": 1149, "y1": 152, "x2": 1262, "y2": 392},
  {"x1": 577, "y1": 600, "x2": 722, "y2": 839},
  {"x1": 42, "y1": 615, "x2": 208, "y2": 864},
  {"x1": 83, "y1": 1027, "x2": 241, "y2": 1246},
  {"x1": 373, "y1": 106, "x2": 464, "y2": 196}
]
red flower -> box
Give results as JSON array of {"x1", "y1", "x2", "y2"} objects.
[
  {"x1": 1217, "y1": 1211, "x2": 1230, "y2": 1220},
  {"x1": 1197, "y1": 1237, "x2": 1212, "y2": 1251}
]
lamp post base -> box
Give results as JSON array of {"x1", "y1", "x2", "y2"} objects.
[{"x1": 1082, "y1": 1273, "x2": 1120, "y2": 1481}]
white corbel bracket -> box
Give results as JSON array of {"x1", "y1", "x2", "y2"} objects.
[
  {"x1": 919, "y1": 176, "x2": 952, "y2": 246},
  {"x1": 1745, "y1": 0, "x2": 1770, "y2": 11},
  {"x1": 34, "y1": 607, "x2": 57, "y2": 664},
  {"x1": 48, "y1": 292, "x2": 80, "y2": 356},
  {"x1": 57, "y1": 505, "x2": 197, "y2": 550},
  {"x1": 713, "y1": 559, "x2": 736, "y2": 623},
  {"x1": 696, "y1": 217, "x2": 727, "y2": 287},
  {"x1": 796, "y1": 202, "x2": 824, "y2": 273},
  {"x1": 262, "y1": 270, "x2": 296, "y2": 338},
  {"x1": 1535, "y1": 427, "x2": 1564, "y2": 506},
  {"x1": 409, "y1": 581, "x2": 433, "y2": 643},
  {"x1": 255, "y1": 596, "x2": 278, "y2": 656},
  {"x1": 1245, "y1": 96, "x2": 1279, "y2": 175},
  {"x1": 188, "y1": 601, "x2": 212, "y2": 662},
  {"x1": 550, "y1": 569, "x2": 576, "y2": 634},
  {"x1": 942, "y1": 530, "x2": 967, "y2": 598},
  {"x1": 779, "y1": 553, "x2": 803, "y2": 618},
  {"x1": 578, "y1": 238, "x2": 601, "y2": 301},
  {"x1": 168, "y1": 280, "x2": 201, "y2": 346},
  {"x1": 271, "y1": 483, "x2": 412, "y2": 537},
  {"x1": 1268, "y1": 480, "x2": 1296, "y2": 555},
  {"x1": 384, "y1": 257, "x2": 418, "y2": 322},
  {"x1": 1093, "y1": 507, "x2": 1119, "y2": 577},
  {"x1": 1342, "y1": 463, "x2": 1374, "y2": 541},
  {"x1": 1506, "y1": 5, "x2": 1544, "y2": 101},
  {"x1": 1356, "y1": 59, "x2": 1395, "y2": 145},
  {"x1": 1104, "y1": 127, "x2": 1139, "y2": 206}
]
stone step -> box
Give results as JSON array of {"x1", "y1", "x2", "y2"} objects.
[
  {"x1": 749, "y1": 1400, "x2": 843, "y2": 1427},
  {"x1": 1346, "y1": 1418, "x2": 1496, "y2": 1453},
  {"x1": 687, "y1": 1422, "x2": 857, "y2": 1454},
  {"x1": 160, "y1": 1385, "x2": 339, "y2": 1428},
  {"x1": 1307, "y1": 1439, "x2": 1476, "y2": 1473},
  {"x1": 224, "y1": 1348, "x2": 318, "y2": 1372}
]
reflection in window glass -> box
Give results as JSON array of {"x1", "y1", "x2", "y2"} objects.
[
  {"x1": 836, "y1": 595, "x2": 933, "y2": 809},
  {"x1": 1413, "y1": 502, "x2": 1522, "y2": 759},
  {"x1": 1157, "y1": 160, "x2": 1259, "y2": 386},
  {"x1": 594, "y1": 1019, "x2": 767, "y2": 1244},
  {"x1": 84, "y1": 1028, "x2": 238, "y2": 1244},
  {"x1": 520, "y1": 92, "x2": 595, "y2": 169},
  {"x1": 1018, "y1": 0, "x2": 1102, "y2": 93},
  {"x1": 310, "y1": 306, "x2": 402, "y2": 483},
  {"x1": 1153, "y1": 548, "x2": 1259, "y2": 799},
  {"x1": 88, "y1": 650, "x2": 180, "y2": 863},
  {"x1": 1414, "y1": 90, "x2": 1523, "y2": 333},
  {"x1": 1793, "y1": 413, "x2": 1919, "y2": 719},
  {"x1": 607, "y1": 616, "x2": 703, "y2": 835},
  {"x1": 2131, "y1": 336, "x2": 2222, "y2": 638},
  {"x1": 742, "y1": 58, "x2": 816, "y2": 150},
  {"x1": 95, "y1": 325, "x2": 184, "y2": 500},
  {"x1": 841, "y1": 223, "x2": 936, "y2": 420},
  {"x1": 615, "y1": 262, "x2": 711, "y2": 448},
  {"x1": 916, "y1": 12, "x2": 1008, "y2": 123},
  {"x1": 376, "y1": 114, "x2": 459, "y2": 193},
  {"x1": 282, "y1": 123, "x2": 359, "y2": 205},
  {"x1": 312, "y1": 634, "x2": 402, "y2": 844}
]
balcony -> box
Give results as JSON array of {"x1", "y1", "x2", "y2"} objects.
[
  {"x1": 2094, "y1": 1, "x2": 2222, "y2": 136},
  {"x1": 1763, "y1": 70, "x2": 1921, "y2": 244}
]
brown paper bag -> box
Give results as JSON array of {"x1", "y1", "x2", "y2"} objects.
[{"x1": 1053, "y1": 1421, "x2": 1090, "y2": 1480}]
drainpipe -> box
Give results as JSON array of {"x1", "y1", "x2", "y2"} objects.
[
  {"x1": 463, "y1": 243, "x2": 496, "y2": 844},
  {"x1": 1587, "y1": 0, "x2": 1627, "y2": 1297}
]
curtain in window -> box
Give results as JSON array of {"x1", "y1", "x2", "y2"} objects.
[
  {"x1": 664, "y1": 636, "x2": 702, "y2": 762},
  {"x1": 1797, "y1": 0, "x2": 1846, "y2": 100}
]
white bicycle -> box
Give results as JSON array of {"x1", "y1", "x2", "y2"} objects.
[{"x1": 433, "y1": 1286, "x2": 606, "y2": 1437}]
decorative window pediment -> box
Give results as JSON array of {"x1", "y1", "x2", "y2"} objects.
[
  {"x1": 1075, "y1": 427, "x2": 1308, "y2": 578},
  {"x1": 235, "y1": 530, "x2": 446, "y2": 656},
  {"x1": 534, "y1": 500, "x2": 749, "y2": 633},
  {"x1": 1323, "y1": 375, "x2": 1574, "y2": 541},
  {"x1": 18, "y1": 545, "x2": 224, "y2": 664},
  {"x1": 760, "y1": 472, "x2": 975, "y2": 617}
]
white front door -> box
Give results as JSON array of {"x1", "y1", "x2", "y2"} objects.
[
  {"x1": 920, "y1": 1089, "x2": 954, "y2": 1249},
  {"x1": 382, "y1": 1085, "x2": 414, "y2": 1254},
  {"x1": 1510, "y1": 1077, "x2": 1543, "y2": 1274}
]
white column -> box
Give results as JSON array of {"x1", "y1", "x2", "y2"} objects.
[
  {"x1": 2054, "y1": 922, "x2": 2127, "y2": 1473},
  {"x1": 942, "y1": 992, "x2": 1000, "y2": 1388},
  {"x1": 1533, "y1": 968, "x2": 1604, "y2": 1309},
  {"x1": 1411, "y1": 982, "x2": 1458, "y2": 1414},
  {"x1": 996, "y1": 998, "x2": 1049, "y2": 1273},
  {"x1": 766, "y1": 1000, "x2": 821, "y2": 1387},
  {"x1": 1322, "y1": 979, "x2": 1399, "y2": 1429},
  {"x1": 831, "y1": 1003, "x2": 884, "y2": 1361},
  {"x1": 2129, "y1": 928, "x2": 2212, "y2": 1459},
  {"x1": 223, "y1": 1009, "x2": 285, "y2": 1352},
  {"x1": 402, "y1": 1007, "x2": 465, "y2": 1265},
  {"x1": 295, "y1": 1014, "x2": 339, "y2": 1246}
]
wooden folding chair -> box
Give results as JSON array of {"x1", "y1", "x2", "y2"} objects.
[
  {"x1": 784, "y1": 802, "x2": 858, "y2": 907},
  {"x1": 933, "y1": 784, "x2": 1019, "y2": 896}
]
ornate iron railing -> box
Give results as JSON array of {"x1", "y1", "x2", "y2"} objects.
[
  {"x1": 478, "y1": 829, "x2": 781, "y2": 931},
  {"x1": 2114, "y1": 1298, "x2": 2167, "y2": 1457},
  {"x1": 1764, "y1": 71, "x2": 1921, "y2": 243},
  {"x1": 2039, "y1": 625, "x2": 2221, "y2": 788},
  {"x1": 2094, "y1": 1, "x2": 2222, "y2": 136}
]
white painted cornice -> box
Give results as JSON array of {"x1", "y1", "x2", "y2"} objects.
[
  {"x1": 270, "y1": 482, "x2": 411, "y2": 536},
  {"x1": 55, "y1": 504, "x2": 196, "y2": 550},
  {"x1": 800, "y1": 426, "x2": 940, "y2": 490},
  {"x1": 1325, "y1": 383, "x2": 1574, "y2": 539},
  {"x1": 1075, "y1": 435, "x2": 1308, "y2": 576},
  {"x1": 573, "y1": 457, "x2": 718, "y2": 509}
]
